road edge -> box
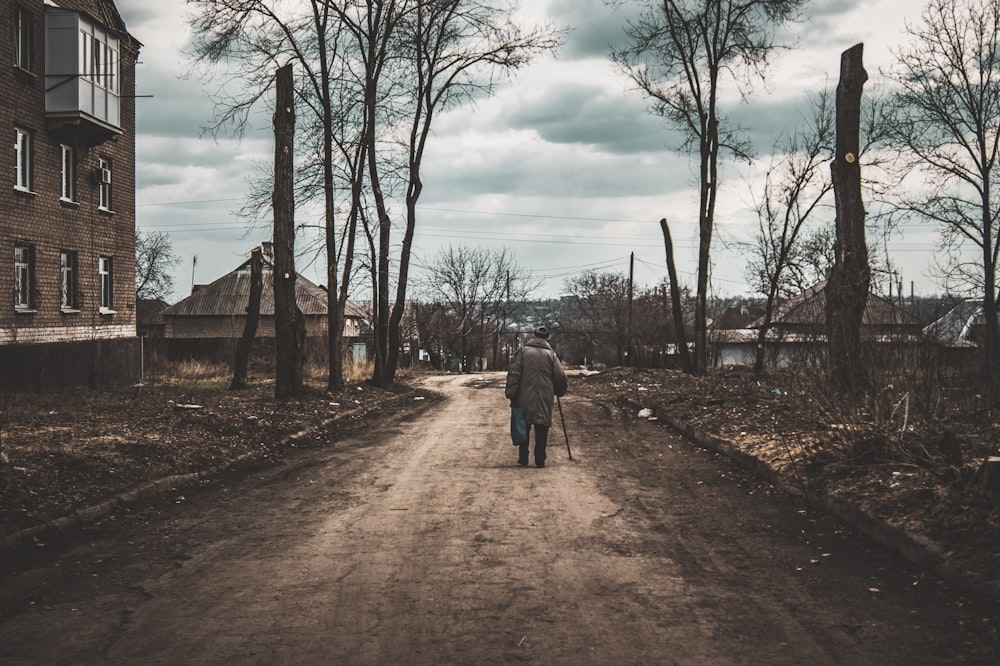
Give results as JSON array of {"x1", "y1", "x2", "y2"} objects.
[
  {"x1": 0, "y1": 389, "x2": 436, "y2": 553},
  {"x1": 658, "y1": 411, "x2": 1000, "y2": 606}
]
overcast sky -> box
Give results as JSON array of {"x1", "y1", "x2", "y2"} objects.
[{"x1": 116, "y1": 0, "x2": 936, "y2": 302}]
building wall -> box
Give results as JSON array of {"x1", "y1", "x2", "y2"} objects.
[
  {"x1": 163, "y1": 315, "x2": 331, "y2": 339},
  {"x1": 0, "y1": 0, "x2": 139, "y2": 388}
]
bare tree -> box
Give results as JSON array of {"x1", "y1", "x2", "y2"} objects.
[
  {"x1": 561, "y1": 270, "x2": 631, "y2": 367},
  {"x1": 884, "y1": 0, "x2": 1000, "y2": 370},
  {"x1": 231, "y1": 246, "x2": 263, "y2": 390},
  {"x1": 743, "y1": 91, "x2": 834, "y2": 373},
  {"x1": 135, "y1": 230, "x2": 179, "y2": 301},
  {"x1": 659, "y1": 219, "x2": 693, "y2": 373},
  {"x1": 611, "y1": 0, "x2": 807, "y2": 373},
  {"x1": 373, "y1": 1, "x2": 560, "y2": 385},
  {"x1": 418, "y1": 246, "x2": 535, "y2": 371},
  {"x1": 190, "y1": 2, "x2": 557, "y2": 388},
  {"x1": 188, "y1": 0, "x2": 366, "y2": 393}
]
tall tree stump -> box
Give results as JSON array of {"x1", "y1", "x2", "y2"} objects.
[
  {"x1": 826, "y1": 43, "x2": 871, "y2": 393},
  {"x1": 273, "y1": 63, "x2": 304, "y2": 399}
]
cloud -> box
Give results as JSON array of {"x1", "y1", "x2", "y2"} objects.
[
  {"x1": 114, "y1": 0, "x2": 941, "y2": 300},
  {"x1": 547, "y1": 0, "x2": 640, "y2": 59}
]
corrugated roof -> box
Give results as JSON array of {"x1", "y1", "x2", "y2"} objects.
[
  {"x1": 751, "y1": 280, "x2": 925, "y2": 329},
  {"x1": 162, "y1": 250, "x2": 330, "y2": 318},
  {"x1": 924, "y1": 301, "x2": 982, "y2": 341}
]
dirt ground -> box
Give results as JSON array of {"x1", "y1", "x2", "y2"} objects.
[
  {"x1": 0, "y1": 372, "x2": 998, "y2": 663},
  {"x1": 5, "y1": 365, "x2": 996, "y2": 589}
]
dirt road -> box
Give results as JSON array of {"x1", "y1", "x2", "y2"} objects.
[{"x1": 0, "y1": 374, "x2": 996, "y2": 664}]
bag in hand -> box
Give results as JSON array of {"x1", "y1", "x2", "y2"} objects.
[{"x1": 510, "y1": 406, "x2": 528, "y2": 446}]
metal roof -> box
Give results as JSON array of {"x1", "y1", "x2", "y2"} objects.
[
  {"x1": 751, "y1": 280, "x2": 925, "y2": 330},
  {"x1": 162, "y1": 248, "x2": 334, "y2": 318}
]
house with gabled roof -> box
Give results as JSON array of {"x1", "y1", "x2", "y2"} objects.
[
  {"x1": 711, "y1": 281, "x2": 926, "y2": 368},
  {"x1": 159, "y1": 243, "x2": 371, "y2": 362},
  {"x1": 922, "y1": 299, "x2": 988, "y2": 368}
]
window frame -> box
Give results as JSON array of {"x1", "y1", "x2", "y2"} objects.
[
  {"x1": 79, "y1": 23, "x2": 119, "y2": 95},
  {"x1": 15, "y1": 8, "x2": 33, "y2": 72},
  {"x1": 60, "y1": 250, "x2": 79, "y2": 312},
  {"x1": 60, "y1": 144, "x2": 76, "y2": 202},
  {"x1": 14, "y1": 127, "x2": 33, "y2": 193},
  {"x1": 98, "y1": 255, "x2": 114, "y2": 314},
  {"x1": 97, "y1": 157, "x2": 112, "y2": 211},
  {"x1": 14, "y1": 244, "x2": 35, "y2": 311}
]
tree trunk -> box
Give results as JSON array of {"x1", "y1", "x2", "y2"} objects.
[
  {"x1": 660, "y1": 219, "x2": 694, "y2": 374},
  {"x1": 231, "y1": 247, "x2": 263, "y2": 390},
  {"x1": 826, "y1": 43, "x2": 871, "y2": 394},
  {"x1": 981, "y1": 207, "x2": 999, "y2": 376},
  {"x1": 273, "y1": 63, "x2": 304, "y2": 399}
]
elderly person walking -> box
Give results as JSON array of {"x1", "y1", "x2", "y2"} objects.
[{"x1": 505, "y1": 326, "x2": 568, "y2": 468}]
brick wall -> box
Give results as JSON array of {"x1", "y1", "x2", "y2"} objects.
[{"x1": 0, "y1": 0, "x2": 140, "y2": 389}]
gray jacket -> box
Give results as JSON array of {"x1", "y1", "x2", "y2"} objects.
[{"x1": 505, "y1": 337, "x2": 568, "y2": 426}]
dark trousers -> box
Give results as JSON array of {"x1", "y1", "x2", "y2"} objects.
[{"x1": 518, "y1": 423, "x2": 549, "y2": 466}]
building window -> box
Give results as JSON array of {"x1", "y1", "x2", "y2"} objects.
[
  {"x1": 14, "y1": 128, "x2": 32, "y2": 192},
  {"x1": 15, "y1": 8, "x2": 33, "y2": 72},
  {"x1": 61, "y1": 251, "x2": 79, "y2": 310},
  {"x1": 80, "y1": 25, "x2": 119, "y2": 94},
  {"x1": 60, "y1": 145, "x2": 76, "y2": 202},
  {"x1": 14, "y1": 244, "x2": 35, "y2": 310},
  {"x1": 99, "y1": 256, "x2": 114, "y2": 313},
  {"x1": 97, "y1": 157, "x2": 112, "y2": 211}
]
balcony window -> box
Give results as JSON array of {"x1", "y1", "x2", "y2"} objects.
[
  {"x1": 45, "y1": 9, "x2": 122, "y2": 142},
  {"x1": 80, "y1": 28, "x2": 119, "y2": 94}
]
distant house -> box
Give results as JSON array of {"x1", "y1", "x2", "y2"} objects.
[
  {"x1": 159, "y1": 244, "x2": 370, "y2": 361},
  {"x1": 712, "y1": 281, "x2": 925, "y2": 368},
  {"x1": 709, "y1": 301, "x2": 765, "y2": 367},
  {"x1": 924, "y1": 300, "x2": 984, "y2": 344},
  {"x1": 923, "y1": 300, "x2": 986, "y2": 367},
  {"x1": 136, "y1": 297, "x2": 169, "y2": 338}
]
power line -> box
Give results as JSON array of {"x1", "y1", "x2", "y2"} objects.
[{"x1": 137, "y1": 197, "x2": 243, "y2": 207}]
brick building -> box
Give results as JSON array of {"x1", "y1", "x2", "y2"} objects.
[{"x1": 1, "y1": 0, "x2": 141, "y2": 390}]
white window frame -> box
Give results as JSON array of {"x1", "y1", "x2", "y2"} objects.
[
  {"x1": 14, "y1": 244, "x2": 34, "y2": 311},
  {"x1": 61, "y1": 250, "x2": 79, "y2": 311},
  {"x1": 98, "y1": 256, "x2": 114, "y2": 314},
  {"x1": 14, "y1": 128, "x2": 32, "y2": 192},
  {"x1": 60, "y1": 144, "x2": 76, "y2": 202},
  {"x1": 79, "y1": 24, "x2": 119, "y2": 94},
  {"x1": 15, "y1": 8, "x2": 32, "y2": 72},
  {"x1": 97, "y1": 157, "x2": 112, "y2": 211}
]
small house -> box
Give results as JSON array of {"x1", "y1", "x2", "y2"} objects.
[{"x1": 160, "y1": 244, "x2": 370, "y2": 362}]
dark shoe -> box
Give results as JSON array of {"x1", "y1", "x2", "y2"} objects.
[
  {"x1": 536, "y1": 462, "x2": 545, "y2": 468},
  {"x1": 518, "y1": 460, "x2": 528, "y2": 466}
]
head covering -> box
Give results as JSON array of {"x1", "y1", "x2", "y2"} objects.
[{"x1": 534, "y1": 326, "x2": 550, "y2": 339}]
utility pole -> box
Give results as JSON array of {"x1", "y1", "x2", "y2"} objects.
[
  {"x1": 627, "y1": 252, "x2": 634, "y2": 367},
  {"x1": 505, "y1": 270, "x2": 510, "y2": 367}
]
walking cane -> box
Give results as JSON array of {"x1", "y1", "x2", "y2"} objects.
[{"x1": 557, "y1": 396, "x2": 572, "y2": 460}]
